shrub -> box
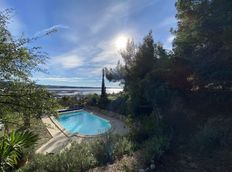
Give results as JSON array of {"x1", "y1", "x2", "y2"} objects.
[
  {"x1": 190, "y1": 118, "x2": 232, "y2": 154},
  {"x1": 90, "y1": 134, "x2": 135, "y2": 165},
  {"x1": 23, "y1": 135, "x2": 136, "y2": 171},
  {"x1": 139, "y1": 134, "x2": 170, "y2": 166},
  {"x1": 90, "y1": 134, "x2": 114, "y2": 165},
  {"x1": 106, "y1": 93, "x2": 129, "y2": 115},
  {"x1": 112, "y1": 136, "x2": 134, "y2": 159},
  {"x1": 129, "y1": 112, "x2": 165, "y2": 144},
  {"x1": 118, "y1": 158, "x2": 138, "y2": 172},
  {"x1": 57, "y1": 96, "x2": 80, "y2": 108},
  {"x1": 84, "y1": 94, "x2": 100, "y2": 106},
  {"x1": 22, "y1": 142, "x2": 97, "y2": 172},
  {"x1": 60, "y1": 142, "x2": 97, "y2": 171}
]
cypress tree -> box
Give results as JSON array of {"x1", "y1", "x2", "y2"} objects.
[
  {"x1": 100, "y1": 68, "x2": 107, "y2": 107},
  {"x1": 101, "y1": 68, "x2": 106, "y2": 98}
]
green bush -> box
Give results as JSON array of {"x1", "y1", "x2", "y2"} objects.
[
  {"x1": 57, "y1": 96, "x2": 80, "y2": 108},
  {"x1": 84, "y1": 94, "x2": 100, "y2": 106},
  {"x1": 112, "y1": 136, "x2": 134, "y2": 159},
  {"x1": 192, "y1": 126, "x2": 220, "y2": 154},
  {"x1": 106, "y1": 93, "x2": 129, "y2": 115},
  {"x1": 129, "y1": 112, "x2": 165, "y2": 144},
  {"x1": 90, "y1": 134, "x2": 114, "y2": 165},
  {"x1": 22, "y1": 134, "x2": 136, "y2": 171},
  {"x1": 22, "y1": 142, "x2": 97, "y2": 172},
  {"x1": 139, "y1": 135, "x2": 169, "y2": 166},
  {"x1": 190, "y1": 118, "x2": 232, "y2": 154},
  {"x1": 60, "y1": 143, "x2": 97, "y2": 171}
]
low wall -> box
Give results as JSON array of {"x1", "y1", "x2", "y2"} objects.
[{"x1": 85, "y1": 106, "x2": 127, "y2": 122}]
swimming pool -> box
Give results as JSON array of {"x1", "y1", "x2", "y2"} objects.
[{"x1": 56, "y1": 110, "x2": 111, "y2": 136}]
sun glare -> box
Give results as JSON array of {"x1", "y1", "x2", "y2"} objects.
[{"x1": 114, "y1": 35, "x2": 128, "y2": 50}]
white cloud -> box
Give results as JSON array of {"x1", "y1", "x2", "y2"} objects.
[
  {"x1": 167, "y1": 35, "x2": 175, "y2": 43},
  {"x1": 62, "y1": 30, "x2": 79, "y2": 44},
  {"x1": 90, "y1": 0, "x2": 157, "y2": 34},
  {"x1": 164, "y1": 34, "x2": 175, "y2": 50},
  {"x1": 157, "y1": 16, "x2": 176, "y2": 29},
  {"x1": 52, "y1": 50, "x2": 84, "y2": 69},
  {"x1": 91, "y1": 2, "x2": 128, "y2": 34},
  {"x1": 91, "y1": 40, "x2": 121, "y2": 65},
  {"x1": 34, "y1": 24, "x2": 69, "y2": 37},
  {"x1": 0, "y1": 2, "x2": 25, "y2": 36},
  {"x1": 34, "y1": 77, "x2": 82, "y2": 82}
]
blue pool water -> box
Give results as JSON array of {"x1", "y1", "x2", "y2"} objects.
[{"x1": 57, "y1": 110, "x2": 111, "y2": 135}]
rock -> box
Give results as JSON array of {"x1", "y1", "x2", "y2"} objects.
[
  {"x1": 145, "y1": 167, "x2": 150, "y2": 172},
  {"x1": 138, "y1": 169, "x2": 145, "y2": 172},
  {"x1": 188, "y1": 162, "x2": 197, "y2": 169},
  {"x1": 150, "y1": 164, "x2": 156, "y2": 170}
]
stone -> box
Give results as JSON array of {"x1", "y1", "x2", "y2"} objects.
[
  {"x1": 189, "y1": 162, "x2": 197, "y2": 169},
  {"x1": 145, "y1": 167, "x2": 150, "y2": 172},
  {"x1": 150, "y1": 164, "x2": 156, "y2": 170}
]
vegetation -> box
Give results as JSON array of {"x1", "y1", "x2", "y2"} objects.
[
  {"x1": 0, "y1": 0, "x2": 231, "y2": 171},
  {"x1": 103, "y1": 0, "x2": 232, "y2": 170},
  {"x1": 22, "y1": 135, "x2": 134, "y2": 172},
  {"x1": 0, "y1": 10, "x2": 58, "y2": 130},
  {"x1": 53, "y1": 1, "x2": 232, "y2": 170},
  {"x1": 0, "y1": 130, "x2": 38, "y2": 171},
  {"x1": 0, "y1": 10, "x2": 58, "y2": 171},
  {"x1": 99, "y1": 68, "x2": 108, "y2": 108}
]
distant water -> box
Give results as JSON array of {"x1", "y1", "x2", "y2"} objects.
[{"x1": 47, "y1": 86, "x2": 123, "y2": 96}]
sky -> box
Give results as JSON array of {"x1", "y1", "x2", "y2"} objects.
[{"x1": 0, "y1": 0, "x2": 177, "y2": 87}]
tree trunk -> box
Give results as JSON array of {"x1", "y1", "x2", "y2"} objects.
[{"x1": 23, "y1": 115, "x2": 30, "y2": 128}]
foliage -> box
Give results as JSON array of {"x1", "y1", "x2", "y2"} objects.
[
  {"x1": 0, "y1": 9, "x2": 44, "y2": 82},
  {"x1": 173, "y1": 0, "x2": 232, "y2": 89},
  {"x1": 91, "y1": 134, "x2": 114, "y2": 165},
  {"x1": 104, "y1": 1, "x2": 232, "y2": 169},
  {"x1": 0, "y1": 10, "x2": 58, "y2": 129},
  {"x1": 106, "y1": 93, "x2": 129, "y2": 115},
  {"x1": 105, "y1": 0, "x2": 232, "y2": 115},
  {"x1": 138, "y1": 134, "x2": 169, "y2": 166},
  {"x1": 91, "y1": 134, "x2": 134, "y2": 165},
  {"x1": 83, "y1": 94, "x2": 100, "y2": 106},
  {"x1": 57, "y1": 95, "x2": 80, "y2": 108},
  {"x1": 99, "y1": 68, "x2": 108, "y2": 108},
  {"x1": 112, "y1": 136, "x2": 134, "y2": 160},
  {"x1": 190, "y1": 118, "x2": 232, "y2": 154},
  {"x1": 129, "y1": 112, "x2": 166, "y2": 144},
  {"x1": 0, "y1": 130, "x2": 38, "y2": 171},
  {"x1": 22, "y1": 135, "x2": 134, "y2": 171},
  {"x1": 22, "y1": 142, "x2": 97, "y2": 172},
  {"x1": 106, "y1": 32, "x2": 173, "y2": 117}
]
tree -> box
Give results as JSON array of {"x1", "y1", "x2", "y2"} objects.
[
  {"x1": 106, "y1": 32, "x2": 171, "y2": 117},
  {"x1": 173, "y1": 0, "x2": 232, "y2": 90},
  {"x1": 0, "y1": 10, "x2": 58, "y2": 130},
  {"x1": 99, "y1": 68, "x2": 108, "y2": 107},
  {"x1": 101, "y1": 68, "x2": 106, "y2": 99}
]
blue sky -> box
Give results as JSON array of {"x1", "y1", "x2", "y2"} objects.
[{"x1": 0, "y1": 0, "x2": 177, "y2": 87}]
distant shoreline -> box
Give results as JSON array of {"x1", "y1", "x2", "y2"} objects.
[
  {"x1": 39, "y1": 84, "x2": 122, "y2": 89},
  {"x1": 42, "y1": 85, "x2": 123, "y2": 96}
]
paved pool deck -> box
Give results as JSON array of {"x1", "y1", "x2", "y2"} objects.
[{"x1": 36, "y1": 109, "x2": 129, "y2": 154}]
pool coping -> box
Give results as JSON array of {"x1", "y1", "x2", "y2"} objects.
[{"x1": 50, "y1": 109, "x2": 115, "y2": 138}]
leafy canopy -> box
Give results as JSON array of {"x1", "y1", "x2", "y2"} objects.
[{"x1": 0, "y1": 9, "x2": 58, "y2": 127}]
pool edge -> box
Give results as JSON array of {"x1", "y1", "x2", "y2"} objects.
[{"x1": 52, "y1": 109, "x2": 114, "y2": 138}]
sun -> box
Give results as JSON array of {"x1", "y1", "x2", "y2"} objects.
[{"x1": 114, "y1": 35, "x2": 128, "y2": 50}]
